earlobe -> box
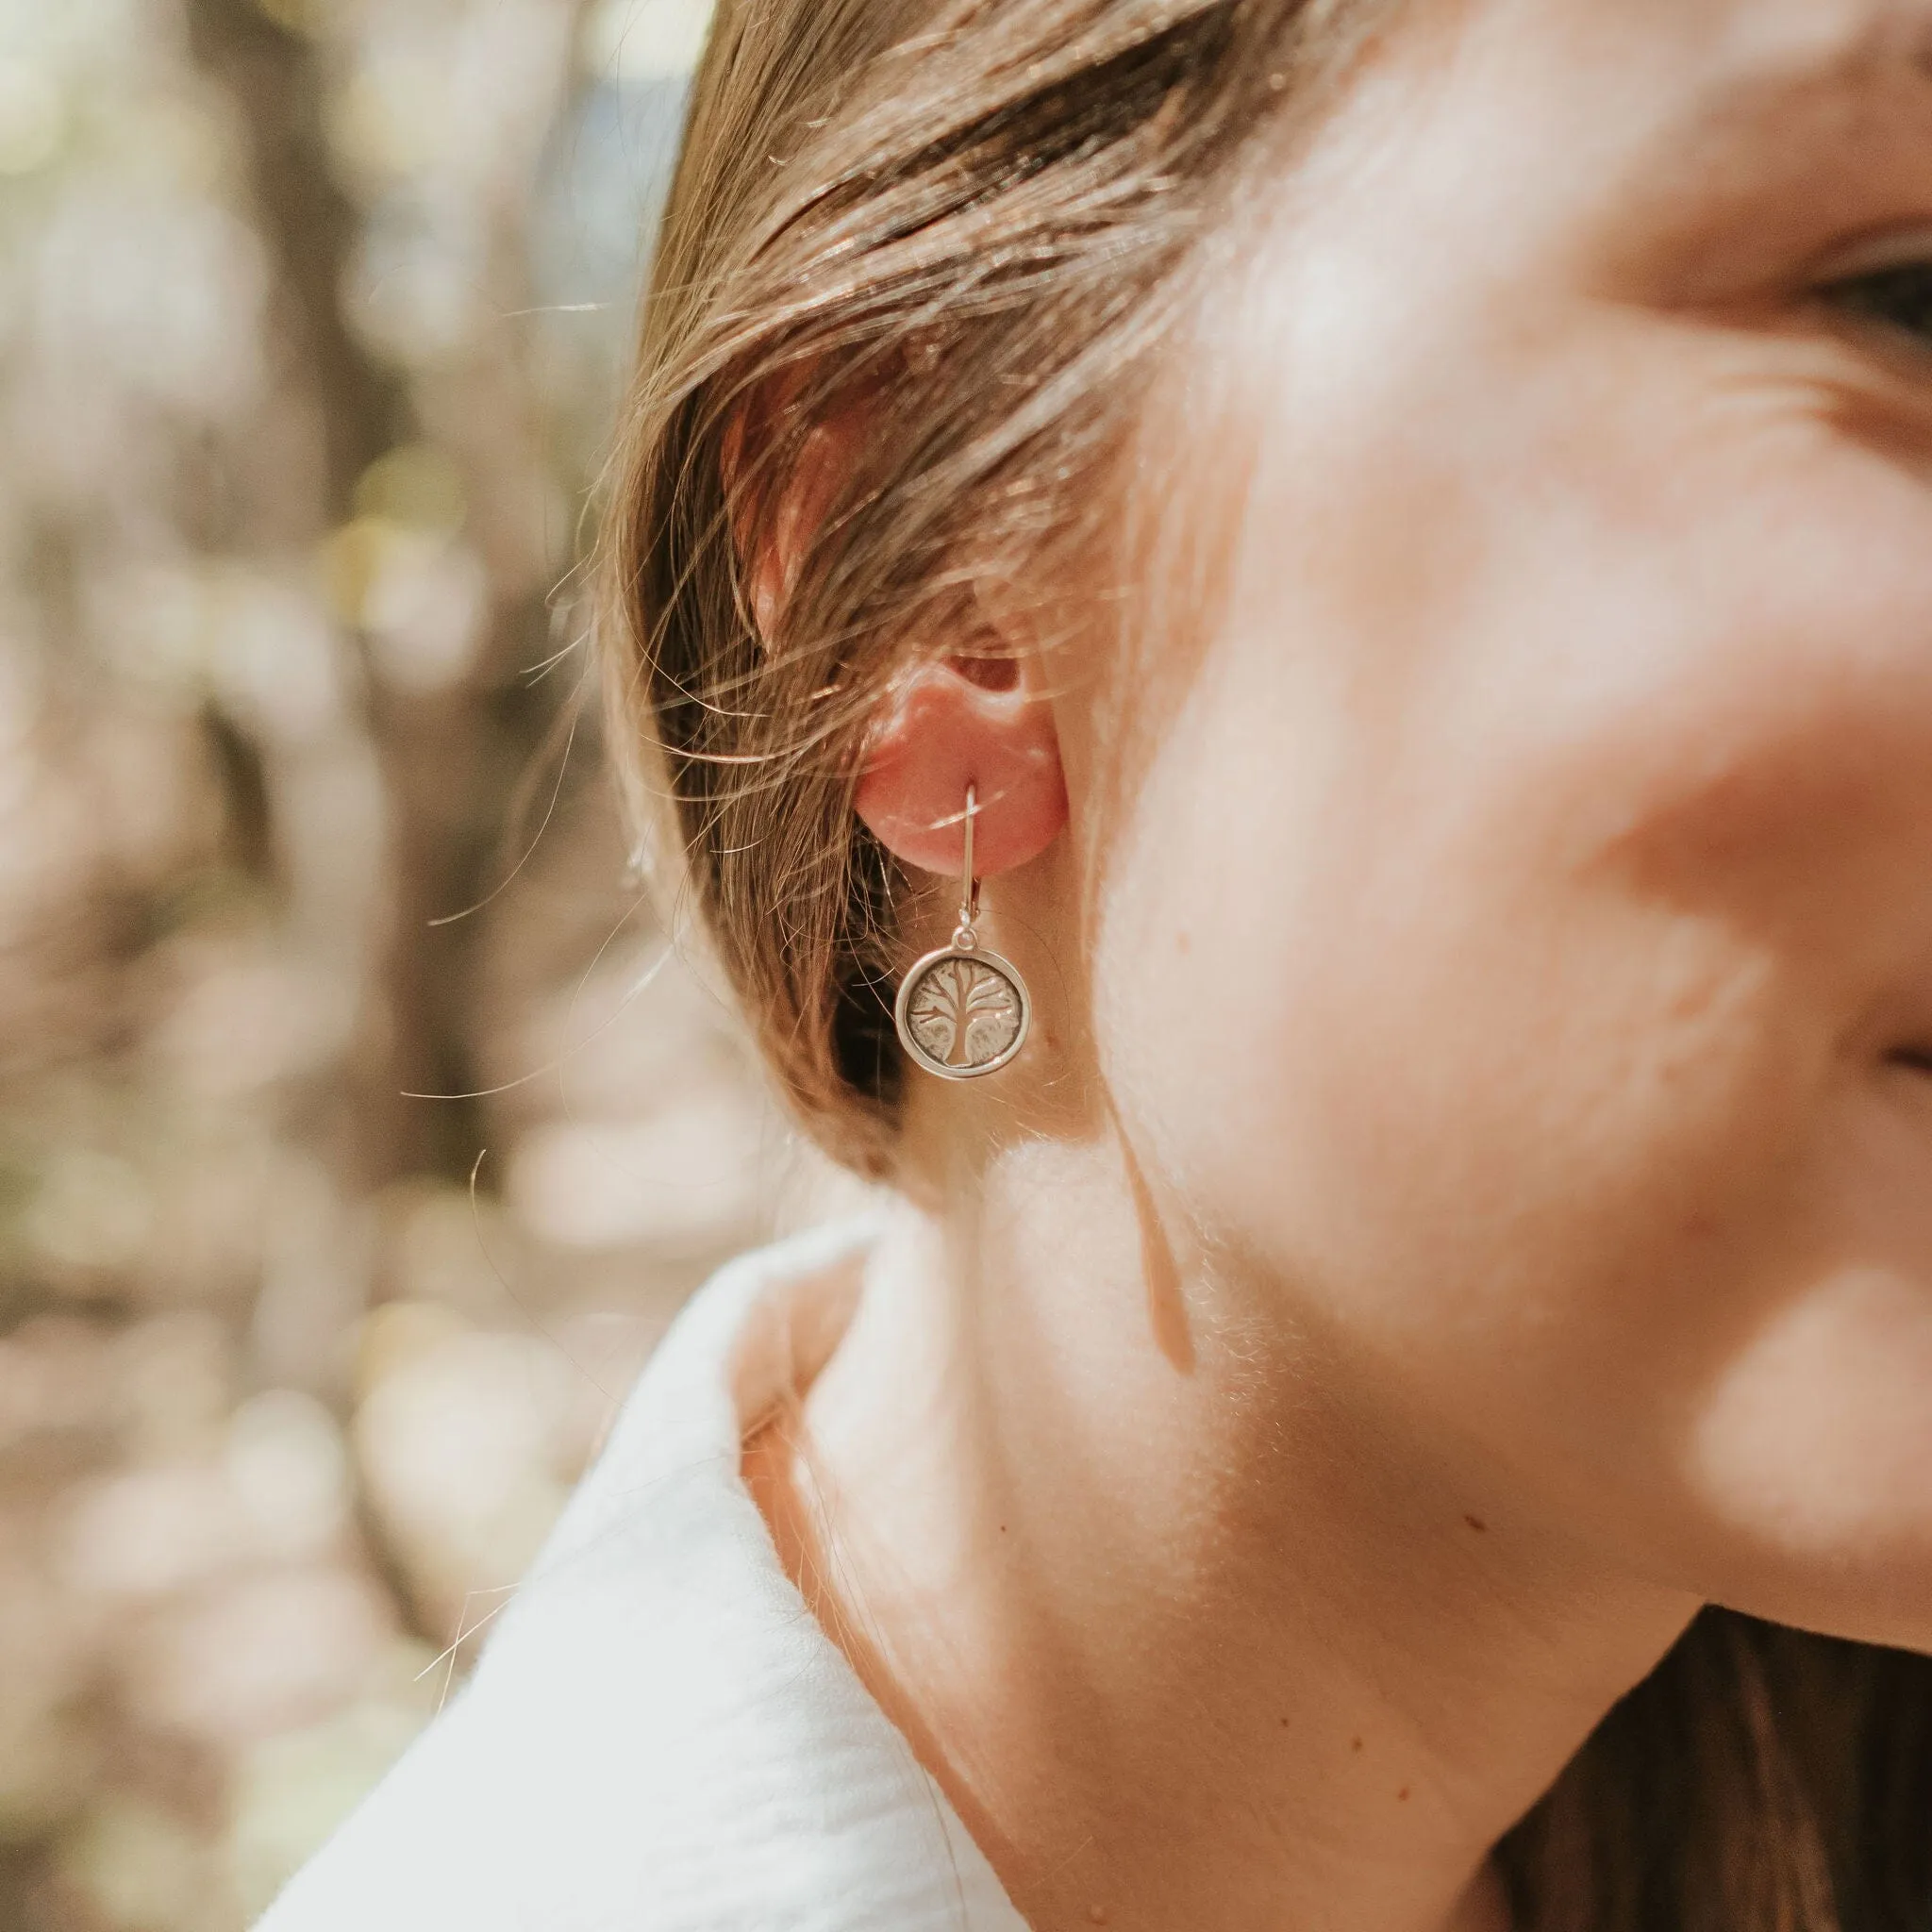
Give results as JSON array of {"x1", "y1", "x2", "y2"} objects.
[{"x1": 855, "y1": 658, "x2": 1068, "y2": 879}]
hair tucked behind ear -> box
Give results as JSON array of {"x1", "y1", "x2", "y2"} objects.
[
  {"x1": 600, "y1": 0, "x2": 1367, "y2": 1177},
  {"x1": 599, "y1": 1, "x2": 1932, "y2": 1924}
]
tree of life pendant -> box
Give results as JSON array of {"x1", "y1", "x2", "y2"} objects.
[{"x1": 894, "y1": 933, "x2": 1030, "y2": 1081}]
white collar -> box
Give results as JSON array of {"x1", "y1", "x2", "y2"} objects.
[{"x1": 259, "y1": 1219, "x2": 1030, "y2": 1932}]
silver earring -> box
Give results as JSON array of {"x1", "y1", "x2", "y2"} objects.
[{"x1": 894, "y1": 785, "x2": 1031, "y2": 1081}]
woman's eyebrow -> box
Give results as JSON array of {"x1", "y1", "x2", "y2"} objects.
[
  {"x1": 1651, "y1": 0, "x2": 1932, "y2": 192},
  {"x1": 1705, "y1": 2, "x2": 1932, "y2": 111},
  {"x1": 1565, "y1": 5, "x2": 1932, "y2": 308}
]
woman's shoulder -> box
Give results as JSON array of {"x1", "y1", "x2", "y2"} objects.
[{"x1": 255, "y1": 1220, "x2": 1026, "y2": 1932}]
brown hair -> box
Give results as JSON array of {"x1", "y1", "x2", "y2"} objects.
[
  {"x1": 602, "y1": 0, "x2": 1361, "y2": 1175},
  {"x1": 600, "y1": 1, "x2": 1932, "y2": 1923}
]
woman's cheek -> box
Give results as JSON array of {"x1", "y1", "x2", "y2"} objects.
[{"x1": 1095, "y1": 580, "x2": 1840, "y2": 1477}]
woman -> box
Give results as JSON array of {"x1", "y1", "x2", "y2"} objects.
[{"x1": 263, "y1": 0, "x2": 1932, "y2": 1926}]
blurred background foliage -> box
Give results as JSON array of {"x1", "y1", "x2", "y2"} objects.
[{"x1": 0, "y1": 0, "x2": 863, "y2": 1924}]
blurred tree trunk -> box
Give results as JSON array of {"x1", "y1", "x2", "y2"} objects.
[
  {"x1": 181, "y1": 0, "x2": 405, "y2": 512},
  {"x1": 183, "y1": 0, "x2": 588, "y2": 1194}
]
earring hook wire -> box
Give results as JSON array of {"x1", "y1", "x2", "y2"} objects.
[{"x1": 959, "y1": 784, "x2": 981, "y2": 935}]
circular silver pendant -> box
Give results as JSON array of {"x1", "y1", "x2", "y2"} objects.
[{"x1": 894, "y1": 941, "x2": 1030, "y2": 1081}]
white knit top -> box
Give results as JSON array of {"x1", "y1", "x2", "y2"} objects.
[{"x1": 258, "y1": 1220, "x2": 1029, "y2": 1932}]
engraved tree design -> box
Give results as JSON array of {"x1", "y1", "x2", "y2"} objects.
[{"x1": 908, "y1": 958, "x2": 1021, "y2": 1068}]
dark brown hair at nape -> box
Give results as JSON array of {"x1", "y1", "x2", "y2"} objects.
[{"x1": 597, "y1": 2, "x2": 1932, "y2": 1924}]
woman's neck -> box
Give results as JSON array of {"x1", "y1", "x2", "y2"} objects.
[{"x1": 749, "y1": 1128, "x2": 1698, "y2": 1932}]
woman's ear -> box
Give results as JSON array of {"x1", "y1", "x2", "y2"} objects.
[
  {"x1": 722, "y1": 373, "x2": 1067, "y2": 883},
  {"x1": 854, "y1": 652, "x2": 1068, "y2": 879}
]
